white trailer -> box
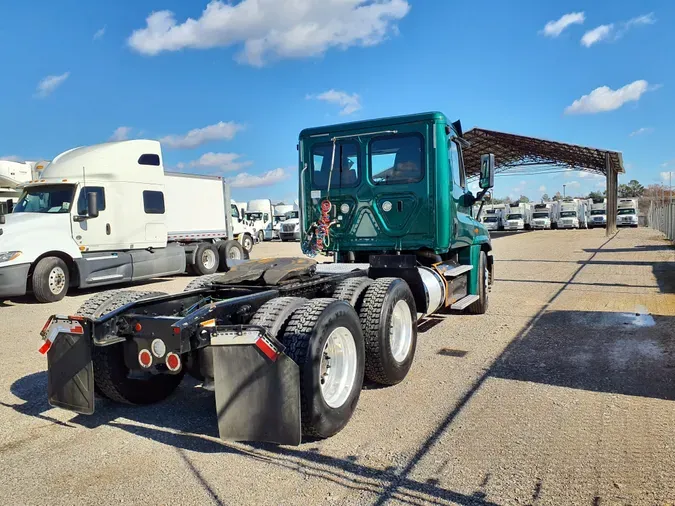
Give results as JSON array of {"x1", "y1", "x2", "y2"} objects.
[
  {"x1": 617, "y1": 198, "x2": 639, "y2": 227},
  {"x1": 0, "y1": 139, "x2": 253, "y2": 303},
  {"x1": 503, "y1": 203, "x2": 530, "y2": 231},
  {"x1": 588, "y1": 199, "x2": 607, "y2": 228},
  {"x1": 531, "y1": 203, "x2": 553, "y2": 229},
  {"x1": 246, "y1": 199, "x2": 274, "y2": 242},
  {"x1": 0, "y1": 160, "x2": 49, "y2": 205}
]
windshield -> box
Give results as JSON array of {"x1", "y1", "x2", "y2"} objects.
[
  {"x1": 560, "y1": 211, "x2": 577, "y2": 217},
  {"x1": 591, "y1": 210, "x2": 605, "y2": 215},
  {"x1": 246, "y1": 212, "x2": 263, "y2": 221},
  {"x1": 618, "y1": 208, "x2": 636, "y2": 215},
  {"x1": 274, "y1": 215, "x2": 286, "y2": 224},
  {"x1": 14, "y1": 184, "x2": 75, "y2": 214},
  {"x1": 483, "y1": 216, "x2": 499, "y2": 223},
  {"x1": 507, "y1": 214, "x2": 522, "y2": 220},
  {"x1": 285, "y1": 211, "x2": 299, "y2": 219},
  {"x1": 532, "y1": 212, "x2": 549, "y2": 218}
]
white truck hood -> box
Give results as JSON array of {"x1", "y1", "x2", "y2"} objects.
[{"x1": 0, "y1": 213, "x2": 78, "y2": 263}]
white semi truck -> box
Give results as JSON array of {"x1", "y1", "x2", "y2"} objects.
[
  {"x1": 503, "y1": 203, "x2": 530, "y2": 231},
  {"x1": 279, "y1": 209, "x2": 301, "y2": 241},
  {"x1": 273, "y1": 204, "x2": 295, "y2": 239},
  {"x1": 588, "y1": 199, "x2": 607, "y2": 228},
  {"x1": 0, "y1": 139, "x2": 255, "y2": 303},
  {"x1": 531, "y1": 203, "x2": 553, "y2": 229},
  {"x1": 0, "y1": 160, "x2": 49, "y2": 205},
  {"x1": 246, "y1": 199, "x2": 274, "y2": 242},
  {"x1": 557, "y1": 199, "x2": 583, "y2": 229},
  {"x1": 617, "y1": 198, "x2": 639, "y2": 227}
]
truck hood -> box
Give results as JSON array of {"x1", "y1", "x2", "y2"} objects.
[{"x1": 0, "y1": 213, "x2": 72, "y2": 250}]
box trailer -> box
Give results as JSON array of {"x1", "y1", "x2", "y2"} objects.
[
  {"x1": 617, "y1": 198, "x2": 639, "y2": 227},
  {"x1": 589, "y1": 199, "x2": 607, "y2": 228}
]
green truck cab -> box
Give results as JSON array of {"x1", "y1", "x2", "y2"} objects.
[{"x1": 299, "y1": 111, "x2": 495, "y2": 311}]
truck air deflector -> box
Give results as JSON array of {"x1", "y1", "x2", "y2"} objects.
[
  {"x1": 47, "y1": 327, "x2": 95, "y2": 415},
  {"x1": 211, "y1": 326, "x2": 301, "y2": 445}
]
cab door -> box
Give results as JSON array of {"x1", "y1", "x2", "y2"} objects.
[
  {"x1": 448, "y1": 135, "x2": 474, "y2": 248},
  {"x1": 72, "y1": 185, "x2": 111, "y2": 251}
]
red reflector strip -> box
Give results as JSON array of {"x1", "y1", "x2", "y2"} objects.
[
  {"x1": 255, "y1": 337, "x2": 278, "y2": 362},
  {"x1": 41, "y1": 316, "x2": 54, "y2": 335},
  {"x1": 70, "y1": 324, "x2": 84, "y2": 335},
  {"x1": 38, "y1": 340, "x2": 52, "y2": 355}
]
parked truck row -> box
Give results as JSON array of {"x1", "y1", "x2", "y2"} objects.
[{"x1": 475, "y1": 198, "x2": 621, "y2": 231}]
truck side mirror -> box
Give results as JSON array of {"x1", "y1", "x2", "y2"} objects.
[
  {"x1": 0, "y1": 202, "x2": 6, "y2": 225},
  {"x1": 479, "y1": 154, "x2": 495, "y2": 190},
  {"x1": 87, "y1": 192, "x2": 99, "y2": 219},
  {"x1": 6, "y1": 199, "x2": 13, "y2": 214}
]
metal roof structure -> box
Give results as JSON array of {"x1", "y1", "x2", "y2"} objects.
[{"x1": 463, "y1": 128, "x2": 625, "y2": 179}]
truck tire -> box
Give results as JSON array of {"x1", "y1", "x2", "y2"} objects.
[
  {"x1": 466, "y1": 251, "x2": 489, "y2": 315},
  {"x1": 241, "y1": 233, "x2": 254, "y2": 253},
  {"x1": 332, "y1": 277, "x2": 372, "y2": 310},
  {"x1": 32, "y1": 256, "x2": 70, "y2": 303},
  {"x1": 217, "y1": 240, "x2": 245, "y2": 271},
  {"x1": 359, "y1": 278, "x2": 417, "y2": 386},
  {"x1": 249, "y1": 297, "x2": 307, "y2": 339},
  {"x1": 257, "y1": 230, "x2": 265, "y2": 243},
  {"x1": 282, "y1": 299, "x2": 365, "y2": 439},
  {"x1": 190, "y1": 243, "x2": 219, "y2": 275},
  {"x1": 184, "y1": 274, "x2": 222, "y2": 291},
  {"x1": 76, "y1": 290, "x2": 184, "y2": 404}
]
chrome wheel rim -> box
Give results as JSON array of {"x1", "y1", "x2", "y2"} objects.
[
  {"x1": 48, "y1": 266, "x2": 66, "y2": 295},
  {"x1": 202, "y1": 249, "x2": 217, "y2": 270},
  {"x1": 389, "y1": 300, "x2": 413, "y2": 363},
  {"x1": 320, "y1": 326, "x2": 358, "y2": 409}
]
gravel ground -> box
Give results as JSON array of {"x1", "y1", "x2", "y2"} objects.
[{"x1": 1, "y1": 229, "x2": 674, "y2": 505}]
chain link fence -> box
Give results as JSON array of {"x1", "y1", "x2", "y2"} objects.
[{"x1": 648, "y1": 201, "x2": 675, "y2": 242}]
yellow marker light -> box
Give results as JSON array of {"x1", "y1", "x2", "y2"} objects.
[{"x1": 79, "y1": 246, "x2": 86, "y2": 251}]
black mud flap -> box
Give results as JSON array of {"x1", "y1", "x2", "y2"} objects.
[
  {"x1": 213, "y1": 345, "x2": 301, "y2": 445},
  {"x1": 47, "y1": 332, "x2": 95, "y2": 415}
]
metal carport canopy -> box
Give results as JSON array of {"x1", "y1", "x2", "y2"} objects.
[{"x1": 461, "y1": 128, "x2": 625, "y2": 236}]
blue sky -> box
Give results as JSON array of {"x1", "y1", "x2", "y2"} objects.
[{"x1": 1, "y1": 0, "x2": 673, "y2": 203}]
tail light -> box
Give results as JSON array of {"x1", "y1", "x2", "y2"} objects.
[
  {"x1": 138, "y1": 349, "x2": 152, "y2": 368},
  {"x1": 165, "y1": 352, "x2": 181, "y2": 372}
]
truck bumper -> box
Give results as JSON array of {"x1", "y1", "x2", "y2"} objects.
[
  {"x1": 280, "y1": 232, "x2": 300, "y2": 241},
  {"x1": 0, "y1": 263, "x2": 29, "y2": 298}
]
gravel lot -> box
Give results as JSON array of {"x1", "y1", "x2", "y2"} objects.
[{"x1": 1, "y1": 229, "x2": 674, "y2": 505}]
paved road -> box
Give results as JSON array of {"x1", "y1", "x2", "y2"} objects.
[{"x1": 1, "y1": 229, "x2": 674, "y2": 505}]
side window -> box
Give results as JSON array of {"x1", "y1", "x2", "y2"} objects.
[
  {"x1": 370, "y1": 134, "x2": 424, "y2": 185},
  {"x1": 231, "y1": 205, "x2": 240, "y2": 219},
  {"x1": 77, "y1": 186, "x2": 106, "y2": 214},
  {"x1": 138, "y1": 154, "x2": 160, "y2": 166},
  {"x1": 143, "y1": 190, "x2": 165, "y2": 214},
  {"x1": 448, "y1": 140, "x2": 464, "y2": 189},
  {"x1": 263, "y1": 213, "x2": 269, "y2": 222},
  {"x1": 311, "y1": 142, "x2": 360, "y2": 189}
]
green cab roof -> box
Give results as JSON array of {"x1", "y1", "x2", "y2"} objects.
[{"x1": 299, "y1": 111, "x2": 449, "y2": 139}]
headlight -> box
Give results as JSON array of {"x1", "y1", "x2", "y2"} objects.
[
  {"x1": 0, "y1": 251, "x2": 21, "y2": 263},
  {"x1": 294, "y1": 224, "x2": 300, "y2": 232}
]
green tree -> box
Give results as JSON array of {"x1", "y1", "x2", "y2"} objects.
[
  {"x1": 541, "y1": 193, "x2": 550, "y2": 202},
  {"x1": 587, "y1": 191, "x2": 604, "y2": 202},
  {"x1": 618, "y1": 179, "x2": 644, "y2": 198},
  {"x1": 519, "y1": 195, "x2": 530, "y2": 203},
  {"x1": 553, "y1": 192, "x2": 562, "y2": 201}
]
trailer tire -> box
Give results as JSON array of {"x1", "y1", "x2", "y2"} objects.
[
  {"x1": 250, "y1": 297, "x2": 307, "y2": 339},
  {"x1": 241, "y1": 234, "x2": 254, "y2": 253},
  {"x1": 184, "y1": 274, "x2": 222, "y2": 291},
  {"x1": 191, "y1": 243, "x2": 219, "y2": 276},
  {"x1": 466, "y1": 251, "x2": 489, "y2": 315},
  {"x1": 332, "y1": 277, "x2": 372, "y2": 310},
  {"x1": 359, "y1": 278, "x2": 417, "y2": 386},
  {"x1": 283, "y1": 299, "x2": 365, "y2": 439},
  {"x1": 76, "y1": 290, "x2": 183, "y2": 403},
  {"x1": 32, "y1": 256, "x2": 70, "y2": 303},
  {"x1": 217, "y1": 240, "x2": 245, "y2": 271}
]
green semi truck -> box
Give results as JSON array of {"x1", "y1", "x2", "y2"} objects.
[{"x1": 40, "y1": 112, "x2": 495, "y2": 445}]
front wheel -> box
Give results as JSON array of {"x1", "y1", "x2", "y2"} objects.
[
  {"x1": 241, "y1": 234, "x2": 254, "y2": 253},
  {"x1": 32, "y1": 256, "x2": 69, "y2": 303},
  {"x1": 283, "y1": 299, "x2": 365, "y2": 439},
  {"x1": 257, "y1": 230, "x2": 265, "y2": 243},
  {"x1": 467, "y1": 251, "x2": 489, "y2": 315}
]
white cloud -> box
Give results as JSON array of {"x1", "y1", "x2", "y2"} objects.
[
  {"x1": 160, "y1": 121, "x2": 244, "y2": 149},
  {"x1": 661, "y1": 160, "x2": 675, "y2": 168},
  {"x1": 226, "y1": 168, "x2": 289, "y2": 188},
  {"x1": 538, "y1": 185, "x2": 547, "y2": 192},
  {"x1": 1, "y1": 155, "x2": 23, "y2": 162},
  {"x1": 307, "y1": 89, "x2": 362, "y2": 115},
  {"x1": 581, "y1": 12, "x2": 655, "y2": 48},
  {"x1": 93, "y1": 26, "x2": 106, "y2": 40},
  {"x1": 188, "y1": 152, "x2": 252, "y2": 172},
  {"x1": 128, "y1": 0, "x2": 410, "y2": 66},
  {"x1": 35, "y1": 72, "x2": 70, "y2": 98},
  {"x1": 109, "y1": 126, "x2": 132, "y2": 141},
  {"x1": 566, "y1": 181, "x2": 581, "y2": 189},
  {"x1": 581, "y1": 24, "x2": 613, "y2": 47},
  {"x1": 660, "y1": 171, "x2": 673, "y2": 182},
  {"x1": 541, "y1": 12, "x2": 585, "y2": 37},
  {"x1": 564, "y1": 80, "x2": 655, "y2": 115},
  {"x1": 595, "y1": 181, "x2": 606, "y2": 189},
  {"x1": 629, "y1": 127, "x2": 654, "y2": 137}
]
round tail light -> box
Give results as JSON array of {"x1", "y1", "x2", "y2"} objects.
[
  {"x1": 165, "y1": 352, "x2": 181, "y2": 372},
  {"x1": 138, "y1": 349, "x2": 152, "y2": 368}
]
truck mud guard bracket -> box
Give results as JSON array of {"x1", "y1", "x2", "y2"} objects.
[{"x1": 209, "y1": 326, "x2": 301, "y2": 446}]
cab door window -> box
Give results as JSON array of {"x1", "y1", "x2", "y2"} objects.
[
  {"x1": 448, "y1": 139, "x2": 466, "y2": 189},
  {"x1": 311, "y1": 141, "x2": 360, "y2": 189}
]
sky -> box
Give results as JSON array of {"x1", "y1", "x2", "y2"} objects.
[{"x1": 1, "y1": 0, "x2": 674, "y2": 203}]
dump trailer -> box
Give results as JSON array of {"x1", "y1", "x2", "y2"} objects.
[{"x1": 40, "y1": 111, "x2": 496, "y2": 445}]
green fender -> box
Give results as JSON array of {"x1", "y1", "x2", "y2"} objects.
[{"x1": 459, "y1": 244, "x2": 482, "y2": 295}]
